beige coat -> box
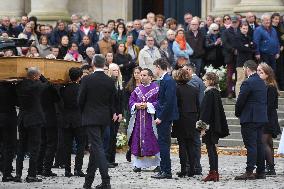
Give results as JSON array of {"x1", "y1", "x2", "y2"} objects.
[{"x1": 138, "y1": 46, "x2": 161, "y2": 73}]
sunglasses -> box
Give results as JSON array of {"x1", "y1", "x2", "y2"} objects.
[
  {"x1": 213, "y1": 29, "x2": 219, "y2": 32},
  {"x1": 103, "y1": 31, "x2": 111, "y2": 33}
]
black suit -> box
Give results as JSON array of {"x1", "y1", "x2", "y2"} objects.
[
  {"x1": 172, "y1": 83, "x2": 199, "y2": 175},
  {"x1": 16, "y1": 77, "x2": 48, "y2": 178},
  {"x1": 0, "y1": 82, "x2": 17, "y2": 178},
  {"x1": 78, "y1": 70, "x2": 115, "y2": 185},
  {"x1": 37, "y1": 84, "x2": 60, "y2": 173},
  {"x1": 60, "y1": 82, "x2": 86, "y2": 172}
]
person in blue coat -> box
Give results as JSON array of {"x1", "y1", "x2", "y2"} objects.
[
  {"x1": 151, "y1": 58, "x2": 179, "y2": 179},
  {"x1": 235, "y1": 60, "x2": 268, "y2": 180}
]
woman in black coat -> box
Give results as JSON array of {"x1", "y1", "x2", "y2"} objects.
[
  {"x1": 257, "y1": 63, "x2": 281, "y2": 175},
  {"x1": 172, "y1": 69, "x2": 200, "y2": 177},
  {"x1": 235, "y1": 23, "x2": 255, "y2": 97},
  {"x1": 197, "y1": 72, "x2": 229, "y2": 182},
  {"x1": 204, "y1": 23, "x2": 224, "y2": 69}
]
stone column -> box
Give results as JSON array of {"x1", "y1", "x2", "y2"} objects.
[
  {"x1": 234, "y1": 0, "x2": 284, "y2": 16},
  {"x1": 0, "y1": 0, "x2": 24, "y2": 17},
  {"x1": 28, "y1": 0, "x2": 70, "y2": 24},
  {"x1": 209, "y1": 0, "x2": 241, "y2": 16}
]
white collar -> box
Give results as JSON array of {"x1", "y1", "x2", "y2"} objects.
[
  {"x1": 142, "y1": 82, "x2": 151, "y2": 87},
  {"x1": 94, "y1": 68, "x2": 104, "y2": 72},
  {"x1": 160, "y1": 72, "x2": 167, "y2": 80}
]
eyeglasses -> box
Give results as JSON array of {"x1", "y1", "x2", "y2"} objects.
[
  {"x1": 224, "y1": 17, "x2": 231, "y2": 21},
  {"x1": 82, "y1": 20, "x2": 88, "y2": 22},
  {"x1": 213, "y1": 29, "x2": 219, "y2": 32},
  {"x1": 127, "y1": 25, "x2": 133, "y2": 28},
  {"x1": 103, "y1": 31, "x2": 111, "y2": 33}
]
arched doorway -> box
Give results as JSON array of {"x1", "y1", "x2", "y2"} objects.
[{"x1": 133, "y1": 0, "x2": 164, "y2": 19}]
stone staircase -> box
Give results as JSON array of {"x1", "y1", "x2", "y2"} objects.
[{"x1": 219, "y1": 91, "x2": 284, "y2": 147}]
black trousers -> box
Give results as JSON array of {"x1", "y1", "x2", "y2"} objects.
[
  {"x1": 62, "y1": 127, "x2": 86, "y2": 172},
  {"x1": 206, "y1": 143, "x2": 218, "y2": 171},
  {"x1": 37, "y1": 127, "x2": 57, "y2": 172},
  {"x1": 107, "y1": 121, "x2": 119, "y2": 163},
  {"x1": 85, "y1": 125, "x2": 110, "y2": 183},
  {"x1": 241, "y1": 123, "x2": 265, "y2": 173},
  {"x1": 16, "y1": 126, "x2": 41, "y2": 177},
  {"x1": 54, "y1": 128, "x2": 65, "y2": 166},
  {"x1": 0, "y1": 125, "x2": 17, "y2": 177},
  {"x1": 177, "y1": 137, "x2": 195, "y2": 174}
]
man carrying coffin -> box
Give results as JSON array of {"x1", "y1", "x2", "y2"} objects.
[{"x1": 128, "y1": 68, "x2": 160, "y2": 172}]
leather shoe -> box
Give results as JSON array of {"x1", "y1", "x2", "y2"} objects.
[
  {"x1": 83, "y1": 183, "x2": 93, "y2": 189},
  {"x1": 95, "y1": 183, "x2": 111, "y2": 189},
  {"x1": 253, "y1": 173, "x2": 266, "y2": 179},
  {"x1": 2, "y1": 175, "x2": 15, "y2": 182},
  {"x1": 133, "y1": 167, "x2": 141, "y2": 172},
  {"x1": 176, "y1": 171, "x2": 187, "y2": 178},
  {"x1": 151, "y1": 172, "x2": 172, "y2": 179},
  {"x1": 235, "y1": 172, "x2": 255, "y2": 180},
  {"x1": 110, "y1": 162, "x2": 118, "y2": 167},
  {"x1": 126, "y1": 150, "x2": 131, "y2": 162},
  {"x1": 25, "y1": 176, "x2": 42, "y2": 183},
  {"x1": 13, "y1": 175, "x2": 22, "y2": 183},
  {"x1": 65, "y1": 171, "x2": 73, "y2": 177},
  {"x1": 74, "y1": 169, "x2": 86, "y2": 177},
  {"x1": 42, "y1": 170, "x2": 57, "y2": 177},
  {"x1": 108, "y1": 163, "x2": 115, "y2": 168}
]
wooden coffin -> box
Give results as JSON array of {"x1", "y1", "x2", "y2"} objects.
[{"x1": 0, "y1": 57, "x2": 81, "y2": 83}]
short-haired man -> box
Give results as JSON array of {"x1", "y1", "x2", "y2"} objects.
[
  {"x1": 15, "y1": 67, "x2": 49, "y2": 183},
  {"x1": 153, "y1": 14, "x2": 168, "y2": 46},
  {"x1": 136, "y1": 23, "x2": 154, "y2": 49},
  {"x1": 235, "y1": 60, "x2": 267, "y2": 180},
  {"x1": 46, "y1": 46, "x2": 60, "y2": 59},
  {"x1": 128, "y1": 68, "x2": 160, "y2": 172},
  {"x1": 78, "y1": 15, "x2": 98, "y2": 45},
  {"x1": 151, "y1": 58, "x2": 179, "y2": 179},
  {"x1": 95, "y1": 27, "x2": 114, "y2": 56},
  {"x1": 254, "y1": 13, "x2": 280, "y2": 71},
  {"x1": 138, "y1": 36, "x2": 161, "y2": 73},
  {"x1": 184, "y1": 13, "x2": 193, "y2": 31},
  {"x1": 79, "y1": 55, "x2": 115, "y2": 189}
]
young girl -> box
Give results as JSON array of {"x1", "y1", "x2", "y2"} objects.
[
  {"x1": 197, "y1": 72, "x2": 229, "y2": 182},
  {"x1": 257, "y1": 63, "x2": 281, "y2": 175}
]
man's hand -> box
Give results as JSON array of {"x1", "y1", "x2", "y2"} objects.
[
  {"x1": 255, "y1": 54, "x2": 261, "y2": 60},
  {"x1": 155, "y1": 118, "x2": 162, "y2": 125},
  {"x1": 140, "y1": 102, "x2": 147, "y2": 109},
  {"x1": 200, "y1": 130, "x2": 206, "y2": 137},
  {"x1": 276, "y1": 54, "x2": 280, "y2": 59},
  {"x1": 135, "y1": 103, "x2": 142, "y2": 109}
]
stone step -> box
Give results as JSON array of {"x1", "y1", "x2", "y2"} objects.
[
  {"x1": 222, "y1": 97, "x2": 284, "y2": 105},
  {"x1": 226, "y1": 117, "x2": 284, "y2": 126},
  {"x1": 223, "y1": 104, "x2": 284, "y2": 111},
  {"x1": 280, "y1": 91, "x2": 284, "y2": 98},
  {"x1": 225, "y1": 111, "x2": 284, "y2": 118},
  {"x1": 218, "y1": 138, "x2": 280, "y2": 147}
]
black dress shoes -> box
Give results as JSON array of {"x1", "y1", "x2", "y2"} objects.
[
  {"x1": 95, "y1": 183, "x2": 111, "y2": 189},
  {"x1": 74, "y1": 169, "x2": 86, "y2": 177},
  {"x1": 176, "y1": 171, "x2": 187, "y2": 178},
  {"x1": 2, "y1": 175, "x2": 15, "y2": 182},
  {"x1": 151, "y1": 172, "x2": 172, "y2": 179},
  {"x1": 25, "y1": 176, "x2": 42, "y2": 183},
  {"x1": 133, "y1": 167, "x2": 141, "y2": 172},
  {"x1": 42, "y1": 170, "x2": 57, "y2": 177},
  {"x1": 13, "y1": 175, "x2": 22, "y2": 183},
  {"x1": 126, "y1": 149, "x2": 131, "y2": 162},
  {"x1": 65, "y1": 171, "x2": 74, "y2": 177}
]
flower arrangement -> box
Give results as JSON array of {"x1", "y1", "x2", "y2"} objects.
[
  {"x1": 204, "y1": 65, "x2": 227, "y2": 92},
  {"x1": 116, "y1": 133, "x2": 127, "y2": 149}
]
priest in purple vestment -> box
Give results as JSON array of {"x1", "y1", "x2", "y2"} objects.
[{"x1": 128, "y1": 68, "x2": 160, "y2": 172}]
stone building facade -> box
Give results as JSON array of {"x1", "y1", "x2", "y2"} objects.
[{"x1": 0, "y1": 0, "x2": 284, "y2": 24}]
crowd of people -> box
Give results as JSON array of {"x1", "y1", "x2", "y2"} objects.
[{"x1": 0, "y1": 11, "x2": 283, "y2": 189}]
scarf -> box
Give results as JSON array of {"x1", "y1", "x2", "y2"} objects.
[
  {"x1": 175, "y1": 35, "x2": 186, "y2": 50},
  {"x1": 68, "y1": 50, "x2": 79, "y2": 61}
]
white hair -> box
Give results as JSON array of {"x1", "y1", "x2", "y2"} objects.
[
  {"x1": 208, "y1": 23, "x2": 219, "y2": 34},
  {"x1": 261, "y1": 13, "x2": 271, "y2": 21},
  {"x1": 167, "y1": 29, "x2": 176, "y2": 36},
  {"x1": 86, "y1": 47, "x2": 94, "y2": 52}
]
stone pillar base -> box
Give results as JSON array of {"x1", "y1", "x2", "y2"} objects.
[{"x1": 234, "y1": 0, "x2": 284, "y2": 15}]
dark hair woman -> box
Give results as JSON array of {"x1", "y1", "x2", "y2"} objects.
[
  {"x1": 57, "y1": 35, "x2": 70, "y2": 59},
  {"x1": 197, "y1": 72, "x2": 229, "y2": 182},
  {"x1": 172, "y1": 69, "x2": 199, "y2": 177}
]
